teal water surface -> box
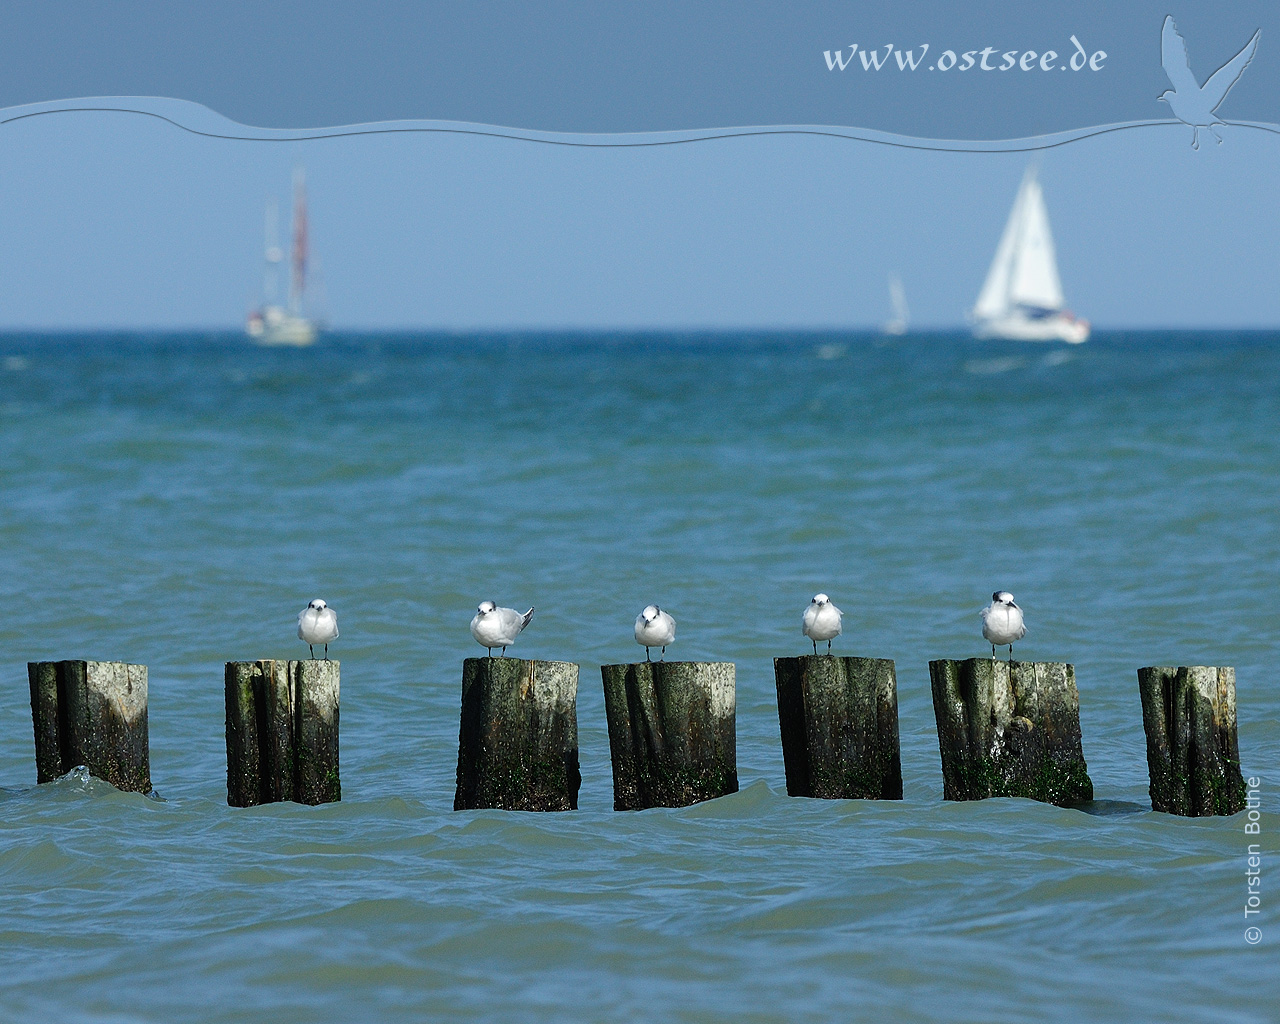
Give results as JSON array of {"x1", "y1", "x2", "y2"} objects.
[{"x1": 0, "y1": 332, "x2": 1275, "y2": 1022}]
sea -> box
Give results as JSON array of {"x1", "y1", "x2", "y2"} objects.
[{"x1": 0, "y1": 330, "x2": 1275, "y2": 1023}]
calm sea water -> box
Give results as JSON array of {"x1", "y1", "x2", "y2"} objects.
[{"x1": 0, "y1": 331, "x2": 1275, "y2": 1022}]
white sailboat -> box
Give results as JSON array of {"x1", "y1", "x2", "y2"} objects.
[
  {"x1": 247, "y1": 168, "x2": 318, "y2": 346},
  {"x1": 971, "y1": 166, "x2": 1089, "y2": 344},
  {"x1": 883, "y1": 273, "x2": 908, "y2": 335}
]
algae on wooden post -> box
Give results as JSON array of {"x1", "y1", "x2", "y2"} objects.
[
  {"x1": 928, "y1": 658, "x2": 1092, "y2": 807},
  {"x1": 224, "y1": 659, "x2": 340, "y2": 807},
  {"x1": 773, "y1": 655, "x2": 902, "y2": 800},
  {"x1": 600, "y1": 661, "x2": 737, "y2": 810},
  {"x1": 28, "y1": 661, "x2": 151, "y2": 794},
  {"x1": 1137, "y1": 666, "x2": 1246, "y2": 816},
  {"x1": 454, "y1": 657, "x2": 581, "y2": 812},
  {"x1": 294, "y1": 659, "x2": 341, "y2": 805}
]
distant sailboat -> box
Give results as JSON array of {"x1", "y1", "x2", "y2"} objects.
[
  {"x1": 971, "y1": 166, "x2": 1088, "y2": 344},
  {"x1": 883, "y1": 273, "x2": 908, "y2": 335},
  {"x1": 247, "y1": 169, "x2": 318, "y2": 346}
]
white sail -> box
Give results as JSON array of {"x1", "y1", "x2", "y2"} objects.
[
  {"x1": 972, "y1": 179, "x2": 1025, "y2": 320},
  {"x1": 971, "y1": 165, "x2": 1088, "y2": 344},
  {"x1": 1007, "y1": 176, "x2": 1064, "y2": 311},
  {"x1": 884, "y1": 273, "x2": 908, "y2": 335}
]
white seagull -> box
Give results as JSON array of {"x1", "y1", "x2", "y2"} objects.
[
  {"x1": 1159, "y1": 15, "x2": 1260, "y2": 150},
  {"x1": 297, "y1": 599, "x2": 339, "y2": 660},
  {"x1": 470, "y1": 601, "x2": 535, "y2": 657},
  {"x1": 635, "y1": 604, "x2": 676, "y2": 661},
  {"x1": 980, "y1": 591, "x2": 1026, "y2": 663},
  {"x1": 802, "y1": 593, "x2": 842, "y2": 655}
]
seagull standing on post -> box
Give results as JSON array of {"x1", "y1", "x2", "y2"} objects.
[
  {"x1": 635, "y1": 605, "x2": 676, "y2": 661},
  {"x1": 981, "y1": 592, "x2": 1026, "y2": 663},
  {"x1": 802, "y1": 593, "x2": 842, "y2": 655},
  {"x1": 1159, "y1": 15, "x2": 1260, "y2": 150},
  {"x1": 470, "y1": 601, "x2": 535, "y2": 657},
  {"x1": 298, "y1": 599, "x2": 339, "y2": 660}
]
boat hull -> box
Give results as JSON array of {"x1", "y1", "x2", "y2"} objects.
[
  {"x1": 247, "y1": 307, "x2": 317, "y2": 347},
  {"x1": 972, "y1": 312, "x2": 1089, "y2": 344}
]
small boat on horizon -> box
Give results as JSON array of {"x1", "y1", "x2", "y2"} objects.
[
  {"x1": 971, "y1": 166, "x2": 1088, "y2": 344},
  {"x1": 247, "y1": 168, "x2": 319, "y2": 347}
]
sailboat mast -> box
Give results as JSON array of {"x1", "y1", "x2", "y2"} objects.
[
  {"x1": 263, "y1": 197, "x2": 281, "y2": 304},
  {"x1": 289, "y1": 168, "x2": 307, "y2": 315}
]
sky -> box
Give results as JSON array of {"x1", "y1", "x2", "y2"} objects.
[{"x1": 0, "y1": 3, "x2": 1276, "y2": 331}]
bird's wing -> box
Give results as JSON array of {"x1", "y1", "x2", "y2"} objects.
[
  {"x1": 520, "y1": 607, "x2": 535, "y2": 631},
  {"x1": 1161, "y1": 16, "x2": 1200, "y2": 95},
  {"x1": 1202, "y1": 28, "x2": 1260, "y2": 112},
  {"x1": 802, "y1": 604, "x2": 817, "y2": 635},
  {"x1": 495, "y1": 607, "x2": 521, "y2": 636}
]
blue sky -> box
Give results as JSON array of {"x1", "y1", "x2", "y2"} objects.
[
  {"x1": 0, "y1": 3, "x2": 1276, "y2": 330},
  {"x1": 0, "y1": 110, "x2": 1276, "y2": 330}
]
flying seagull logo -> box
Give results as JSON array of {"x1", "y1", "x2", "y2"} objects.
[{"x1": 1159, "y1": 15, "x2": 1260, "y2": 149}]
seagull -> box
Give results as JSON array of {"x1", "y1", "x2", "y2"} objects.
[
  {"x1": 1159, "y1": 15, "x2": 1260, "y2": 150},
  {"x1": 634, "y1": 604, "x2": 676, "y2": 661},
  {"x1": 802, "y1": 593, "x2": 842, "y2": 655},
  {"x1": 297, "y1": 599, "x2": 339, "y2": 660},
  {"x1": 980, "y1": 591, "x2": 1026, "y2": 663},
  {"x1": 470, "y1": 601, "x2": 534, "y2": 657}
]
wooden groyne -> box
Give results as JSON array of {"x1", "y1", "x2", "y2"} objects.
[
  {"x1": 225, "y1": 659, "x2": 340, "y2": 807},
  {"x1": 454, "y1": 657, "x2": 580, "y2": 811},
  {"x1": 774, "y1": 655, "x2": 902, "y2": 800},
  {"x1": 929, "y1": 658, "x2": 1093, "y2": 807},
  {"x1": 29, "y1": 660, "x2": 151, "y2": 794},
  {"x1": 1137, "y1": 666, "x2": 1247, "y2": 816},
  {"x1": 601, "y1": 661, "x2": 737, "y2": 810}
]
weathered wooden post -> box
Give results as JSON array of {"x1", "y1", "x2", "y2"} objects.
[
  {"x1": 1137, "y1": 666, "x2": 1247, "y2": 816},
  {"x1": 600, "y1": 661, "x2": 737, "y2": 810},
  {"x1": 225, "y1": 659, "x2": 340, "y2": 807},
  {"x1": 929, "y1": 658, "x2": 1093, "y2": 806},
  {"x1": 28, "y1": 661, "x2": 151, "y2": 793},
  {"x1": 773, "y1": 655, "x2": 902, "y2": 800},
  {"x1": 454, "y1": 657, "x2": 580, "y2": 811}
]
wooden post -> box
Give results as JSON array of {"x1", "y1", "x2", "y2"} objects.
[
  {"x1": 600, "y1": 661, "x2": 737, "y2": 810},
  {"x1": 1137, "y1": 666, "x2": 1247, "y2": 816},
  {"x1": 454, "y1": 657, "x2": 580, "y2": 811},
  {"x1": 224, "y1": 659, "x2": 340, "y2": 807},
  {"x1": 773, "y1": 655, "x2": 902, "y2": 800},
  {"x1": 28, "y1": 661, "x2": 150, "y2": 794},
  {"x1": 929, "y1": 658, "x2": 1093, "y2": 807}
]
